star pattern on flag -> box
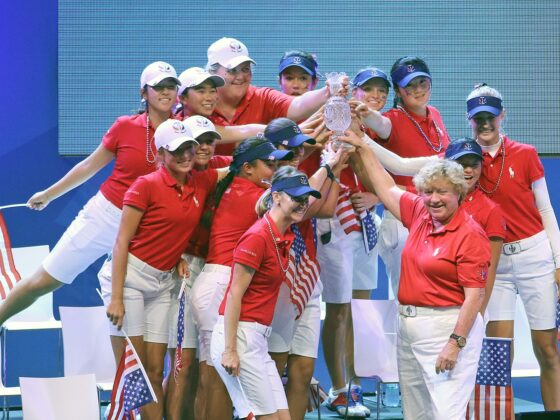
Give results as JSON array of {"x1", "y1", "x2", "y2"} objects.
[
  {"x1": 556, "y1": 299, "x2": 560, "y2": 329},
  {"x1": 360, "y1": 209, "x2": 378, "y2": 254},
  {"x1": 174, "y1": 287, "x2": 186, "y2": 382},
  {"x1": 475, "y1": 339, "x2": 511, "y2": 387},
  {"x1": 123, "y1": 370, "x2": 153, "y2": 410}
]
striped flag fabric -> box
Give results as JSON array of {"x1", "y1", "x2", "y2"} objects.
[
  {"x1": 335, "y1": 187, "x2": 361, "y2": 235},
  {"x1": 466, "y1": 337, "x2": 513, "y2": 420},
  {"x1": 174, "y1": 280, "x2": 187, "y2": 382},
  {"x1": 287, "y1": 222, "x2": 320, "y2": 319},
  {"x1": 0, "y1": 210, "x2": 21, "y2": 300},
  {"x1": 107, "y1": 338, "x2": 157, "y2": 420}
]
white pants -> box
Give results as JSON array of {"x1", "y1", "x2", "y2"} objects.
[
  {"x1": 398, "y1": 306, "x2": 484, "y2": 420},
  {"x1": 211, "y1": 317, "x2": 287, "y2": 417},
  {"x1": 268, "y1": 280, "x2": 322, "y2": 357},
  {"x1": 487, "y1": 230, "x2": 557, "y2": 330},
  {"x1": 318, "y1": 222, "x2": 379, "y2": 304},
  {"x1": 44, "y1": 191, "x2": 121, "y2": 284},
  {"x1": 190, "y1": 264, "x2": 231, "y2": 364},
  {"x1": 378, "y1": 209, "x2": 409, "y2": 300},
  {"x1": 99, "y1": 253, "x2": 175, "y2": 343},
  {"x1": 168, "y1": 254, "x2": 205, "y2": 349}
]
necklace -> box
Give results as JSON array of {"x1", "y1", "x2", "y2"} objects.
[
  {"x1": 397, "y1": 105, "x2": 443, "y2": 152},
  {"x1": 477, "y1": 136, "x2": 505, "y2": 195},
  {"x1": 264, "y1": 213, "x2": 290, "y2": 274},
  {"x1": 145, "y1": 114, "x2": 156, "y2": 165}
]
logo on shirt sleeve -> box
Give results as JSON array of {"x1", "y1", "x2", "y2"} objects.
[
  {"x1": 478, "y1": 264, "x2": 488, "y2": 281},
  {"x1": 239, "y1": 248, "x2": 257, "y2": 257}
]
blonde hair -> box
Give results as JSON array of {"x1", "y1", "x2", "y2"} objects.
[
  {"x1": 413, "y1": 160, "x2": 467, "y2": 202},
  {"x1": 254, "y1": 166, "x2": 305, "y2": 218},
  {"x1": 466, "y1": 83, "x2": 503, "y2": 101}
]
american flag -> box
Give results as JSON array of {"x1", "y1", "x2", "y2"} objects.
[
  {"x1": 0, "y1": 210, "x2": 21, "y2": 300},
  {"x1": 556, "y1": 299, "x2": 559, "y2": 329},
  {"x1": 287, "y1": 222, "x2": 320, "y2": 319},
  {"x1": 335, "y1": 187, "x2": 361, "y2": 235},
  {"x1": 107, "y1": 338, "x2": 157, "y2": 420},
  {"x1": 466, "y1": 337, "x2": 513, "y2": 420},
  {"x1": 360, "y1": 209, "x2": 378, "y2": 254},
  {"x1": 174, "y1": 280, "x2": 187, "y2": 383}
]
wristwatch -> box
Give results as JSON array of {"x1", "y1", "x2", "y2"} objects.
[{"x1": 449, "y1": 333, "x2": 467, "y2": 349}]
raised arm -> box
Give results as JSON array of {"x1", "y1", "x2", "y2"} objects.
[
  {"x1": 27, "y1": 143, "x2": 115, "y2": 210},
  {"x1": 287, "y1": 77, "x2": 349, "y2": 122},
  {"x1": 338, "y1": 131, "x2": 405, "y2": 221},
  {"x1": 216, "y1": 124, "x2": 266, "y2": 144}
]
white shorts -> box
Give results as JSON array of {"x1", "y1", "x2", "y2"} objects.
[
  {"x1": 487, "y1": 231, "x2": 557, "y2": 330},
  {"x1": 318, "y1": 222, "x2": 379, "y2": 304},
  {"x1": 43, "y1": 191, "x2": 121, "y2": 284},
  {"x1": 168, "y1": 254, "x2": 206, "y2": 349},
  {"x1": 268, "y1": 280, "x2": 322, "y2": 358},
  {"x1": 378, "y1": 209, "x2": 408, "y2": 299},
  {"x1": 99, "y1": 253, "x2": 175, "y2": 343},
  {"x1": 190, "y1": 264, "x2": 231, "y2": 364},
  {"x1": 398, "y1": 306, "x2": 484, "y2": 420},
  {"x1": 211, "y1": 317, "x2": 288, "y2": 417}
]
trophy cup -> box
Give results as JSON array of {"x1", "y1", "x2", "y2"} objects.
[{"x1": 323, "y1": 72, "x2": 352, "y2": 150}]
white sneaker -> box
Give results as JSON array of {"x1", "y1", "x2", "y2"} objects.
[
  {"x1": 351, "y1": 385, "x2": 371, "y2": 417},
  {"x1": 325, "y1": 387, "x2": 366, "y2": 418}
]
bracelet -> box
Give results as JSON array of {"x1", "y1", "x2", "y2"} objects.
[{"x1": 321, "y1": 163, "x2": 335, "y2": 181}]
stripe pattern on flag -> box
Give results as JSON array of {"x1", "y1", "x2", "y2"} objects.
[
  {"x1": 0, "y1": 210, "x2": 21, "y2": 300},
  {"x1": 287, "y1": 222, "x2": 320, "y2": 319},
  {"x1": 107, "y1": 339, "x2": 157, "y2": 420},
  {"x1": 174, "y1": 282, "x2": 186, "y2": 383},
  {"x1": 466, "y1": 337, "x2": 513, "y2": 420},
  {"x1": 335, "y1": 187, "x2": 361, "y2": 235}
]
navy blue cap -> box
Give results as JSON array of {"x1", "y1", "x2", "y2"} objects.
[
  {"x1": 278, "y1": 55, "x2": 318, "y2": 77},
  {"x1": 466, "y1": 96, "x2": 503, "y2": 119},
  {"x1": 445, "y1": 138, "x2": 483, "y2": 161},
  {"x1": 266, "y1": 121, "x2": 316, "y2": 148},
  {"x1": 232, "y1": 141, "x2": 293, "y2": 170},
  {"x1": 391, "y1": 62, "x2": 431, "y2": 88},
  {"x1": 352, "y1": 67, "x2": 390, "y2": 88},
  {"x1": 272, "y1": 175, "x2": 321, "y2": 198}
]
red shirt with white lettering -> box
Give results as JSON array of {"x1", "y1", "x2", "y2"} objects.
[
  {"x1": 398, "y1": 192, "x2": 490, "y2": 306},
  {"x1": 219, "y1": 213, "x2": 294, "y2": 325},
  {"x1": 100, "y1": 112, "x2": 178, "y2": 208},
  {"x1": 376, "y1": 106, "x2": 450, "y2": 191},
  {"x1": 123, "y1": 166, "x2": 217, "y2": 271},
  {"x1": 461, "y1": 188, "x2": 507, "y2": 240},
  {"x1": 480, "y1": 137, "x2": 544, "y2": 243},
  {"x1": 206, "y1": 177, "x2": 265, "y2": 266},
  {"x1": 209, "y1": 85, "x2": 294, "y2": 156},
  {"x1": 184, "y1": 155, "x2": 233, "y2": 258}
]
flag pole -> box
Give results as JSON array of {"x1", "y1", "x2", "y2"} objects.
[{"x1": 0, "y1": 203, "x2": 28, "y2": 210}]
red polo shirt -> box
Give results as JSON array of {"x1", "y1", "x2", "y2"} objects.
[
  {"x1": 100, "y1": 112, "x2": 179, "y2": 208},
  {"x1": 206, "y1": 177, "x2": 265, "y2": 266},
  {"x1": 376, "y1": 106, "x2": 450, "y2": 191},
  {"x1": 461, "y1": 188, "x2": 507, "y2": 240},
  {"x1": 184, "y1": 155, "x2": 233, "y2": 258},
  {"x1": 219, "y1": 213, "x2": 294, "y2": 326},
  {"x1": 398, "y1": 192, "x2": 490, "y2": 307},
  {"x1": 123, "y1": 166, "x2": 218, "y2": 271},
  {"x1": 480, "y1": 137, "x2": 544, "y2": 243},
  {"x1": 209, "y1": 85, "x2": 294, "y2": 156}
]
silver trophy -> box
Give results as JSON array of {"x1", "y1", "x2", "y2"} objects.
[{"x1": 324, "y1": 72, "x2": 352, "y2": 150}]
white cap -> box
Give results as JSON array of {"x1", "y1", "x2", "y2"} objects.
[
  {"x1": 183, "y1": 116, "x2": 222, "y2": 140},
  {"x1": 140, "y1": 61, "x2": 181, "y2": 88},
  {"x1": 178, "y1": 67, "x2": 225, "y2": 96},
  {"x1": 154, "y1": 120, "x2": 198, "y2": 151},
  {"x1": 207, "y1": 37, "x2": 256, "y2": 70}
]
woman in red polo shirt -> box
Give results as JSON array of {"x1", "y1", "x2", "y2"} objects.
[
  {"x1": 211, "y1": 167, "x2": 321, "y2": 420},
  {"x1": 466, "y1": 84, "x2": 560, "y2": 410},
  {"x1": 340, "y1": 130, "x2": 490, "y2": 419},
  {"x1": 0, "y1": 61, "x2": 181, "y2": 326},
  {"x1": 375, "y1": 56, "x2": 451, "y2": 301},
  {"x1": 100, "y1": 119, "x2": 227, "y2": 419}
]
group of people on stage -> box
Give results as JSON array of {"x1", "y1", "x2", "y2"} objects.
[{"x1": 0, "y1": 36, "x2": 559, "y2": 420}]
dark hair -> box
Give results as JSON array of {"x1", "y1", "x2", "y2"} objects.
[
  {"x1": 390, "y1": 56, "x2": 430, "y2": 108},
  {"x1": 213, "y1": 136, "x2": 269, "y2": 208},
  {"x1": 264, "y1": 117, "x2": 295, "y2": 139},
  {"x1": 280, "y1": 50, "x2": 319, "y2": 79}
]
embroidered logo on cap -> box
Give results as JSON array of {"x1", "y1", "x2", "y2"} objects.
[
  {"x1": 158, "y1": 63, "x2": 172, "y2": 73},
  {"x1": 292, "y1": 56, "x2": 302, "y2": 64},
  {"x1": 463, "y1": 143, "x2": 473, "y2": 151},
  {"x1": 478, "y1": 97, "x2": 487, "y2": 105},
  {"x1": 172, "y1": 121, "x2": 186, "y2": 134},
  {"x1": 229, "y1": 40, "x2": 243, "y2": 53},
  {"x1": 299, "y1": 176, "x2": 308, "y2": 185},
  {"x1": 195, "y1": 117, "x2": 210, "y2": 128},
  {"x1": 407, "y1": 65, "x2": 415, "y2": 73}
]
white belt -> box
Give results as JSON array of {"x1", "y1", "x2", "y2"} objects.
[
  {"x1": 239, "y1": 320, "x2": 272, "y2": 337},
  {"x1": 202, "y1": 264, "x2": 232, "y2": 274},
  {"x1": 502, "y1": 230, "x2": 546, "y2": 256},
  {"x1": 399, "y1": 304, "x2": 460, "y2": 318}
]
